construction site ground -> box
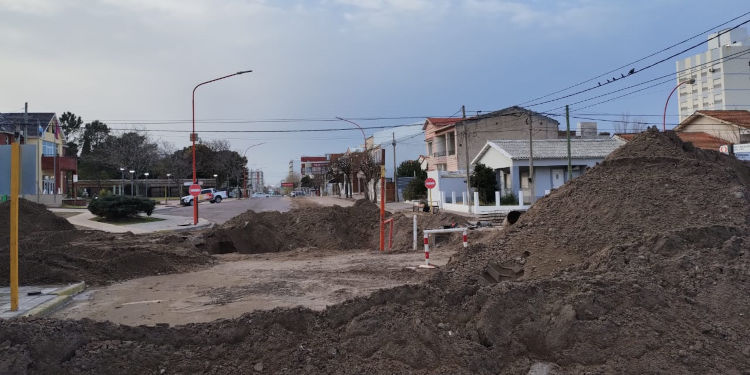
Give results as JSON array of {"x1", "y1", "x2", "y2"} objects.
[
  {"x1": 53, "y1": 248, "x2": 453, "y2": 326},
  {"x1": 2, "y1": 131, "x2": 748, "y2": 374}
]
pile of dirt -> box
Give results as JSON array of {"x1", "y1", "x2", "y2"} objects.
[
  {"x1": 0, "y1": 199, "x2": 74, "y2": 239},
  {"x1": 203, "y1": 199, "x2": 477, "y2": 254},
  {"x1": 2, "y1": 130, "x2": 749, "y2": 374},
  {"x1": 203, "y1": 199, "x2": 382, "y2": 253},
  {"x1": 0, "y1": 200, "x2": 212, "y2": 286}
]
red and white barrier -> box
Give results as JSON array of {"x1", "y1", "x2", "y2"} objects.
[{"x1": 418, "y1": 227, "x2": 469, "y2": 269}]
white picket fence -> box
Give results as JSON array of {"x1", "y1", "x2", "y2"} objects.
[{"x1": 438, "y1": 190, "x2": 529, "y2": 214}]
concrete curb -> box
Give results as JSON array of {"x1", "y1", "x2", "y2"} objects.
[{"x1": 21, "y1": 282, "x2": 86, "y2": 317}]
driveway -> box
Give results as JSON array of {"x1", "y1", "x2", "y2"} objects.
[{"x1": 156, "y1": 197, "x2": 291, "y2": 225}]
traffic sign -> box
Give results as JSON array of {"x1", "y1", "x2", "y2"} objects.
[
  {"x1": 189, "y1": 184, "x2": 201, "y2": 196},
  {"x1": 424, "y1": 177, "x2": 436, "y2": 189},
  {"x1": 281, "y1": 182, "x2": 294, "y2": 187}
]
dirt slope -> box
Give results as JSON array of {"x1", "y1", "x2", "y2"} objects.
[
  {"x1": 1, "y1": 130, "x2": 748, "y2": 374},
  {"x1": 0, "y1": 200, "x2": 212, "y2": 286}
]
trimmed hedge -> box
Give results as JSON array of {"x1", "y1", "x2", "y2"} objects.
[{"x1": 88, "y1": 196, "x2": 156, "y2": 219}]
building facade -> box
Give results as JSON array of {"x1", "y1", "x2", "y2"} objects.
[
  {"x1": 249, "y1": 169, "x2": 264, "y2": 192},
  {"x1": 676, "y1": 28, "x2": 750, "y2": 122},
  {"x1": 423, "y1": 106, "x2": 559, "y2": 172},
  {"x1": 0, "y1": 112, "x2": 77, "y2": 196},
  {"x1": 675, "y1": 110, "x2": 750, "y2": 144}
]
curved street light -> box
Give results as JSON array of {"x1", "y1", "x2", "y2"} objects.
[
  {"x1": 192, "y1": 70, "x2": 252, "y2": 225},
  {"x1": 335, "y1": 116, "x2": 368, "y2": 150},
  {"x1": 663, "y1": 78, "x2": 696, "y2": 132}
]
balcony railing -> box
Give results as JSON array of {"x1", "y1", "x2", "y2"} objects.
[{"x1": 432, "y1": 151, "x2": 447, "y2": 157}]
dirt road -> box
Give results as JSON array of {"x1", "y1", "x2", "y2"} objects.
[{"x1": 54, "y1": 247, "x2": 454, "y2": 326}]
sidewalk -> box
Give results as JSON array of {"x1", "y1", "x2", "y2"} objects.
[
  {"x1": 1, "y1": 282, "x2": 86, "y2": 319},
  {"x1": 59, "y1": 210, "x2": 212, "y2": 234}
]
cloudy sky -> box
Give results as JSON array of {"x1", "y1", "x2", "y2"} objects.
[{"x1": 1, "y1": 0, "x2": 747, "y2": 183}]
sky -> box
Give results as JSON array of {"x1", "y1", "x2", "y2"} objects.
[{"x1": 1, "y1": 0, "x2": 748, "y2": 184}]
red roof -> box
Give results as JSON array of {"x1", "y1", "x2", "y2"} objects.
[
  {"x1": 616, "y1": 131, "x2": 729, "y2": 151},
  {"x1": 301, "y1": 156, "x2": 327, "y2": 162},
  {"x1": 679, "y1": 110, "x2": 750, "y2": 130},
  {"x1": 422, "y1": 117, "x2": 462, "y2": 130}
]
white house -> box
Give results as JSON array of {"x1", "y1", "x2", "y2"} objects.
[{"x1": 471, "y1": 138, "x2": 624, "y2": 203}]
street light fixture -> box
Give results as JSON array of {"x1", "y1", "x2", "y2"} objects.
[
  {"x1": 335, "y1": 116, "x2": 368, "y2": 150},
  {"x1": 663, "y1": 78, "x2": 696, "y2": 132},
  {"x1": 192, "y1": 70, "x2": 253, "y2": 225},
  {"x1": 129, "y1": 170, "x2": 135, "y2": 196}
]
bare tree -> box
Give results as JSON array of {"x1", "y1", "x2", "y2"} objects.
[
  {"x1": 335, "y1": 154, "x2": 353, "y2": 198},
  {"x1": 616, "y1": 113, "x2": 647, "y2": 134},
  {"x1": 359, "y1": 152, "x2": 382, "y2": 202}
]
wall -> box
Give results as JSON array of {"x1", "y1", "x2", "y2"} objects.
[
  {"x1": 680, "y1": 116, "x2": 743, "y2": 143},
  {"x1": 428, "y1": 170, "x2": 468, "y2": 204},
  {"x1": 455, "y1": 112, "x2": 559, "y2": 170},
  {"x1": 0, "y1": 144, "x2": 39, "y2": 195}
]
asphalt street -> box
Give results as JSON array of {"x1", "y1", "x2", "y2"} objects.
[{"x1": 156, "y1": 197, "x2": 291, "y2": 225}]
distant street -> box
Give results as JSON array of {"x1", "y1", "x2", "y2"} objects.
[{"x1": 157, "y1": 197, "x2": 291, "y2": 225}]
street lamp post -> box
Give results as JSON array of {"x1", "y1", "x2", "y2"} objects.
[
  {"x1": 119, "y1": 167, "x2": 125, "y2": 196},
  {"x1": 144, "y1": 172, "x2": 150, "y2": 197},
  {"x1": 213, "y1": 174, "x2": 218, "y2": 190},
  {"x1": 192, "y1": 70, "x2": 252, "y2": 225},
  {"x1": 663, "y1": 78, "x2": 696, "y2": 132},
  {"x1": 166, "y1": 173, "x2": 172, "y2": 204},
  {"x1": 129, "y1": 170, "x2": 135, "y2": 196}
]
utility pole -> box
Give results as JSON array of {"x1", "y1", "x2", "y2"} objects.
[
  {"x1": 566, "y1": 105, "x2": 572, "y2": 181},
  {"x1": 461, "y1": 105, "x2": 471, "y2": 207},
  {"x1": 392, "y1": 132, "x2": 397, "y2": 202},
  {"x1": 527, "y1": 110, "x2": 535, "y2": 204}
]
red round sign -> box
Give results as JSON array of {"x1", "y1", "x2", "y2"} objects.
[
  {"x1": 189, "y1": 184, "x2": 202, "y2": 196},
  {"x1": 424, "y1": 177, "x2": 436, "y2": 189}
]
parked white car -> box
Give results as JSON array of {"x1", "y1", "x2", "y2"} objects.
[{"x1": 181, "y1": 188, "x2": 227, "y2": 205}]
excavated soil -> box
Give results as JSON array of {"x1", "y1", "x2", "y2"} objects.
[
  {"x1": 0, "y1": 200, "x2": 212, "y2": 286},
  {"x1": 203, "y1": 199, "x2": 475, "y2": 253},
  {"x1": 2, "y1": 130, "x2": 749, "y2": 374}
]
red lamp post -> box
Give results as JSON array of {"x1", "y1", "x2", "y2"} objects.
[
  {"x1": 192, "y1": 70, "x2": 252, "y2": 225},
  {"x1": 663, "y1": 78, "x2": 696, "y2": 132}
]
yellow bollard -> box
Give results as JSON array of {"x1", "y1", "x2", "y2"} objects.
[{"x1": 10, "y1": 142, "x2": 20, "y2": 311}]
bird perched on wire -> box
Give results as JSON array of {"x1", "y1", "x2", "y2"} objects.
[{"x1": 628, "y1": 68, "x2": 636, "y2": 75}]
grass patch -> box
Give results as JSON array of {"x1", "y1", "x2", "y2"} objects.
[{"x1": 90, "y1": 216, "x2": 166, "y2": 225}]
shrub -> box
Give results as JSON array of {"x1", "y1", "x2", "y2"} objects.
[
  {"x1": 97, "y1": 189, "x2": 112, "y2": 198},
  {"x1": 500, "y1": 193, "x2": 518, "y2": 205},
  {"x1": 88, "y1": 195, "x2": 156, "y2": 219},
  {"x1": 471, "y1": 163, "x2": 498, "y2": 204},
  {"x1": 402, "y1": 175, "x2": 427, "y2": 201}
]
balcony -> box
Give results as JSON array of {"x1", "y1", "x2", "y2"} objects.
[
  {"x1": 41, "y1": 156, "x2": 77, "y2": 171},
  {"x1": 432, "y1": 151, "x2": 447, "y2": 157}
]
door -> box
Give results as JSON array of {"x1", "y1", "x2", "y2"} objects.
[{"x1": 552, "y1": 169, "x2": 565, "y2": 189}]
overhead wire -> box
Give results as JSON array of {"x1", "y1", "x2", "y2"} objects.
[{"x1": 521, "y1": 16, "x2": 750, "y2": 108}]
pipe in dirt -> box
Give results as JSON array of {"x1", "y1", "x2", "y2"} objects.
[{"x1": 504, "y1": 210, "x2": 522, "y2": 226}]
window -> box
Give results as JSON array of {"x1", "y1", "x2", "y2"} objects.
[{"x1": 42, "y1": 141, "x2": 56, "y2": 156}]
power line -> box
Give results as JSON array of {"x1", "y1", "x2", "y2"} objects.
[
  {"x1": 521, "y1": 15, "x2": 750, "y2": 108},
  {"x1": 517, "y1": 11, "x2": 750, "y2": 106}
]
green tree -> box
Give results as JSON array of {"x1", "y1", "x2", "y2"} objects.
[
  {"x1": 59, "y1": 111, "x2": 83, "y2": 156},
  {"x1": 396, "y1": 160, "x2": 426, "y2": 179},
  {"x1": 301, "y1": 175, "x2": 313, "y2": 188},
  {"x1": 470, "y1": 163, "x2": 498, "y2": 204},
  {"x1": 80, "y1": 120, "x2": 110, "y2": 155},
  {"x1": 402, "y1": 175, "x2": 426, "y2": 201}
]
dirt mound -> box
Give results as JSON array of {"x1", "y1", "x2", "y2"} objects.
[
  {"x1": 0, "y1": 230, "x2": 213, "y2": 286},
  {"x1": 204, "y1": 199, "x2": 476, "y2": 254},
  {"x1": 0, "y1": 199, "x2": 75, "y2": 238},
  {"x1": 2, "y1": 131, "x2": 749, "y2": 373},
  {"x1": 0, "y1": 200, "x2": 212, "y2": 286},
  {"x1": 203, "y1": 199, "x2": 382, "y2": 253}
]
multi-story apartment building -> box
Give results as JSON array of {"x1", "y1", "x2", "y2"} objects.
[
  {"x1": 676, "y1": 28, "x2": 750, "y2": 122},
  {"x1": 248, "y1": 169, "x2": 264, "y2": 192},
  {"x1": 423, "y1": 106, "x2": 559, "y2": 172}
]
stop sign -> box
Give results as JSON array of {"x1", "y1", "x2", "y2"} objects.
[
  {"x1": 424, "y1": 177, "x2": 436, "y2": 189},
  {"x1": 189, "y1": 184, "x2": 202, "y2": 196}
]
